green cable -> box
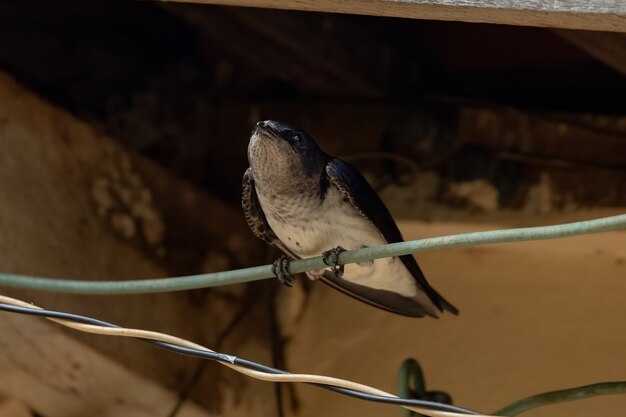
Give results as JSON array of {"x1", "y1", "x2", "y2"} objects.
[
  {"x1": 494, "y1": 381, "x2": 626, "y2": 416},
  {"x1": 397, "y1": 359, "x2": 426, "y2": 417},
  {"x1": 397, "y1": 358, "x2": 453, "y2": 416},
  {"x1": 395, "y1": 359, "x2": 626, "y2": 416},
  {"x1": 0, "y1": 213, "x2": 624, "y2": 294}
]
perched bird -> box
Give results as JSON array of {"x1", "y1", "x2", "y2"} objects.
[{"x1": 242, "y1": 120, "x2": 457, "y2": 317}]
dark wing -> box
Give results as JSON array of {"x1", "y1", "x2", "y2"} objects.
[
  {"x1": 325, "y1": 158, "x2": 458, "y2": 315},
  {"x1": 319, "y1": 270, "x2": 436, "y2": 317},
  {"x1": 242, "y1": 167, "x2": 298, "y2": 258},
  {"x1": 243, "y1": 167, "x2": 429, "y2": 316}
]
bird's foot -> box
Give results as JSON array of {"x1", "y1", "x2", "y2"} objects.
[
  {"x1": 272, "y1": 255, "x2": 294, "y2": 287},
  {"x1": 322, "y1": 246, "x2": 346, "y2": 278}
]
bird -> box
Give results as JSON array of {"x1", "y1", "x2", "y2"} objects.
[{"x1": 242, "y1": 120, "x2": 457, "y2": 317}]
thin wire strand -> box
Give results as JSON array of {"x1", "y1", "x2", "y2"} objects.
[
  {"x1": 0, "y1": 295, "x2": 484, "y2": 417},
  {"x1": 0, "y1": 214, "x2": 624, "y2": 294}
]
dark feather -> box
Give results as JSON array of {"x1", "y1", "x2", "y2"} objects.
[
  {"x1": 242, "y1": 167, "x2": 279, "y2": 245},
  {"x1": 319, "y1": 270, "x2": 434, "y2": 317},
  {"x1": 325, "y1": 159, "x2": 458, "y2": 315},
  {"x1": 243, "y1": 163, "x2": 457, "y2": 317}
]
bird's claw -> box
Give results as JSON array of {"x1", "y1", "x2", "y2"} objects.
[
  {"x1": 322, "y1": 246, "x2": 346, "y2": 278},
  {"x1": 272, "y1": 255, "x2": 294, "y2": 287}
]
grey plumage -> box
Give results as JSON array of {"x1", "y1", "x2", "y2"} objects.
[{"x1": 243, "y1": 120, "x2": 457, "y2": 317}]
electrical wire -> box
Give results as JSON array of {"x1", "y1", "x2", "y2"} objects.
[
  {"x1": 2, "y1": 298, "x2": 626, "y2": 416},
  {"x1": 494, "y1": 382, "x2": 626, "y2": 416},
  {"x1": 0, "y1": 214, "x2": 625, "y2": 294},
  {"x1": 0, "y1": 294, "x2": 485, "y2": 417}
]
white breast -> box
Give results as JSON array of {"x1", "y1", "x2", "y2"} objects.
[{"x1": 258, "y1": 186, "x2": 419, "y2": 298}]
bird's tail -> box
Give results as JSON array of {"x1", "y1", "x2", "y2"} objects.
[{"x1": 435, "y1": 292, "x2": 459, "y2": 315}]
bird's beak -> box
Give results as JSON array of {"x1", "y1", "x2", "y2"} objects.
[{"x1": 254, "y1": 120, "x2": 282, "y2": 141}]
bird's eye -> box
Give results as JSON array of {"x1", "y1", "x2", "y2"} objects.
[{"x1": 291, "y1": 133, "x2": 306, "y2": 152}]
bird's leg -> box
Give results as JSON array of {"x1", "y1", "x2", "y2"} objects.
[
  {"x1": 272, "y1": 255, "x2": 294, "y2": 287},
  {"x1": 322, "y1": 246, "x2": 347, "y2": 278}
]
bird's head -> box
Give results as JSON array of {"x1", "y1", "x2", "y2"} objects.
[{"x1": 248, "y1": 120, "x2": 328, "y2": 191}]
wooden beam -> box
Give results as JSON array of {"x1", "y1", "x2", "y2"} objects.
[
  {"x1": 162, "y1": 0, "x2": 626, "y2": 32},
  {"x1": 555, "y1": 30, "x2": 626, "y2": 77},
  {"x1": 0, "y1": 313, "x2": 209, "y2": 417}
]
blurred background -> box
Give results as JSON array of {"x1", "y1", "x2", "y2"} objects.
[{"x1": 0, "y1": 1, "x2": 625, "y2": 416}]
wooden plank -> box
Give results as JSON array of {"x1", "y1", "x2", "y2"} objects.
[
  {"x1": 555, "y1": 30, "x2": 626, "y2": 77},
  {"x1": 161, "y1": 0, "x2": 626, "y2": 32},
  {"x1": 0, "y1": 313, "x2": 209, "y2": 417}
]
